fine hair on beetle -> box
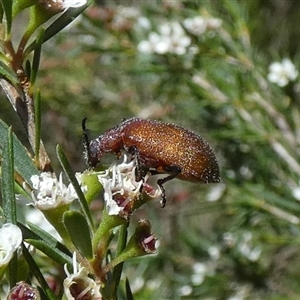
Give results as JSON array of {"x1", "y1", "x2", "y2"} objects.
[{"x1": 82, "y1": 117, "x2": 220, "y2": 207}]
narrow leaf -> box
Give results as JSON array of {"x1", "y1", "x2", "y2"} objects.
[
  {"x1": 26, "y1": 239, "x2": 73, "y2": 267},
  {"x1": 8, "y1": 253, "x2": 18, "y2": 288},
  {"x1": 24, "y1": 3, "x2": 90, "y2": 56},
  {"x1": 112, "y1": 223, "x2": 128, "y2": 295},
  {"x1": 125, "y1": 277, "x2": 134, "y2": 300},
  {"x1": 0, "y1": 119, "x2": 38, "y2": 185},
  {"x1": 0, "y1": 0, "x2": 12, "y2": 35},
  {"x1": 63, "y1": 210, "x2": 93, "y2": 259},
  {"x1": 24, "y1": 222, "x2": 70, "y2": 255},
  {"x1": 1, "y1": 126, "x2": 16, "y2": 223},
  {"x1": 31, "y1": 29, "x2": 44, "y2": 85},
  {"x1": 0, "y1": 61, "x2": 19, "y2": 87},
  {"x1": 22, "y1": 243, "x2": 56, "y2": 300},
  {"x1": 25, "y1": 59, "x2": 31, "y2": 79},
  {"x1": 19, "y1": 222, "x2": 73, "y2": 267}
]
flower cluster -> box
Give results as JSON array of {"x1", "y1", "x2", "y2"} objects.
[
  {"x1": 179, "y1": 259, "x2": 217, "y2": 297},
  {"x1": 137, "y1": 15, "x2": 222, "y2": 56},
  {"x1": 112, "y1": 6, "x2": 141, "y2": 31},
  {"x1": 183, "y1": 16, "x2": 222, "y2": 36},
  {"x1": 138, "y1": 21, "x2": 191, "y2": 55},
  {"x1": 0, "y1": 223, "x2": 22, "y2": 267},
  {"x1": 30, "y1": 172, "x2": 78, "y2": 210},
  {"x1": 223, "y1": 231, "x2": 262, "y2": 262},
  {"x1": 64, "y1": 253, "x2": 102, "y2": 300},
  {"x1": 88, "y1": 5, "x2": 149, "y2": 33},
  {"x1": 97, "y1": 155, "x2": 161, "y2": 219},
  {"x1": 267, "y1": 58, "x2": 298, "y2": 87}
]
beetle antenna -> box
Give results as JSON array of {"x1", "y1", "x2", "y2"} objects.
[{"x1": 82, "y1": 118, "x2": 91, "y2": 166}]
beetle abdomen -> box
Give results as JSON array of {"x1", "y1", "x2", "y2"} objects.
[{"x1": 121, "y1": 118, "x2": 220, "y2": 183}]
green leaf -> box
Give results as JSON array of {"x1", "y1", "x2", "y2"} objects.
[
  {"x1": 112, "y1": 223, "x2": 128, "y2": 296},
  {"x1": 12, "y1": 0, "x2": 36, "y2": 18},
  {"x1": 125, "y1": 277, "x2": 134, "y2": 300},
  {"x1": 22, "y1": 243, "x2": 57, "y2": 300},
  {"x1": 0, "y1": 119, "x2": 38, "y2": 185},
  {"x1": 8, "y1": 252, "x2": 18, "y2": 288},
  {"x1": 0, "y1": 61, "x2": 19, "y2": 87},
  {"x1": 63, "y1": 210, "x2": 93, "y2": 259},
  {"x1": 26, "y1": 238, "x2": 73, "y2": 267},
  {"x1": 20, "y1": 222, "x2": 73, "y2": 267},
  {"x1": 31, "y1": 28, "x2": 44, "y2": 85},
  {"x1": 24, "y1": 3, "x2": 90, "y2": 56},
  {"x1": 25, "y1": 59, "x2": 31, "y2": 79},
  {"x1": 1, "y1": 126, "x2": 16, "y2": 224},
  {"x1": 0, "y1": 0, "x2": 12, "y2": 35},
  {"x1": 25, "y1": 221, "x2": 70, "y2": 255}
]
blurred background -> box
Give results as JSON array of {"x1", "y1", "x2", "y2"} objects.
[{"x1": 2, "y1": 0, "x2": 300, "y2": 299}]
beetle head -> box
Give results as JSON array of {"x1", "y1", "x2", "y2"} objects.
[
  {"x1": 82, "y1": 118, "x2": 103, "y2": 168},
  {"x1": 86, "y1": 138, "x2": 104, "y2": 168}
]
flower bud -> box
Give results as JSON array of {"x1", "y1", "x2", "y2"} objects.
[
  {"x1": 102, "y1": 219, "x2": 157, "y2": 274},
  {"x1": 7, "y1": 281, "x2": 40, "y2": 300}
]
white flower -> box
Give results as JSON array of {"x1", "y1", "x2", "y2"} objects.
[
  {"x1": 223, "y1": 232, "x2": 236, "y2": 248},
  {"x1": 98, "y1": 156, "x2": 142, "y2": 217},
  {"x1": 179, "y1": 285, "x2": 192, "y2": 296},
  {"x1": 206, "y1": 183, "x2": 225, "y2": 201},
  {"x1": 64, "y1": 253, "x2": 102, "y2": 300},
  {"x1": 0, "y1": 223, "x2": 22, "y2": 267},
  {"x1": 30, "y1": 172, "x2": 78, "y2": 210},
  {"x1": 206, "y1": 17, "x2": 223, "y2": 29},
  {"x1": 138, "y1": 21, "x2": 191, "y2": 55},
  {"x1": 208, "y1": 246, "x2": 220, "y2": 260},
  {"x1": 193, "y1": 262, "x2": 207, "y2": 274},
  {"x1": 239, "y1": 165, "x2": 253, "y2": 180},
  {"x1": 98, "y1": 155, "x2": 161, "y2": 218},
  {"x1": 268, "y1": 58, "x2": 298, "y2": 87},
  {"x1": 75, "y1": 172, "x2": 88, "y2": 194},
  {"x1": 138, "y1": 32, "x2": 170, "y2": 54},
  {"x1": 191, "y1": 262, "x2": 207, "y2": 285},
  {"x1": 183, "y1": 16, "x2": 222, "y2": 36},
  {"x1": 292, "y1": 186, "x2": 300, "y2": 201},
  {"x1": 183, "y1": 16, "x2": 207, "y2": 35},
  {"x1": 116, "y1": 6, "x2": 140, "y2": 19},
  {"x1": 238, "y1": 231, "x2": 262, "y2": 262},
  {"x1": 62, "y1": 0, "x2": 87, "y2": 8},
  {"x1": 228, "y1": 284, "x2": 252, "y2": 300},
  {"x1": 112, "y1": 6, "x2": 141, "y2": 30},
  {"x1": 135, "y1": 16, "x2": 151, "y2": 31},
  {"x1": 191, "y1": 273, "x2": 205, "y2": 285}
]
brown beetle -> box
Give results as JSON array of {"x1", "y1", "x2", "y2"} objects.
[{"x1": 82, "y1": 117, "x2": 220, "y2": 207}]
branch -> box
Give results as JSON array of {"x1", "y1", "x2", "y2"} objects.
[{"x1": 0, "y1": 77, "x2": 52, "y2": 172}]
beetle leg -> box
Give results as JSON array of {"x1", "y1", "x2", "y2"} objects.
[
  {"x1": 157, "y1": 165, "x2": 181, "y2": 208},
  {"x1": 128, "y1": 145, "x2": 145, "y2": 181},
  {"x1": 82, "y1": 118, "x2": 91, "y2": 167}
]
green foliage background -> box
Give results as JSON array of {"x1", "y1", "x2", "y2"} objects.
[{"x1": 2, "y1": 0, "x2": 300, "y2": 299}]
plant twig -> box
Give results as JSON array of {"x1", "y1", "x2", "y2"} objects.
[{"x1": 0, "y1": 76, "x2": 52, "y2": 171}]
